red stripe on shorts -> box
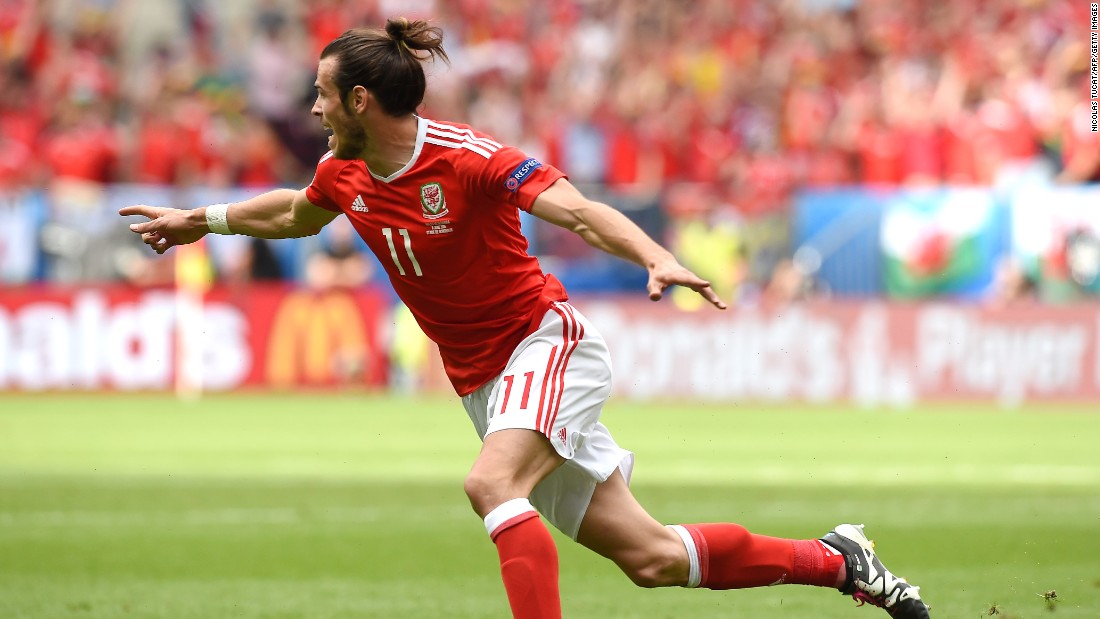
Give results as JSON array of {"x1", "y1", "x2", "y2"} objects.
[
  {"x1": 541, "y1": 315, "x2": 569, "y2": 435},
  {"x1": 545, "y1": 303, "x2": 582, "y2": 437},
  {"x1": 557, "y1": 304, "x2": 584, "y2": 392},
  {"x1": 535, "y1": 344, "x2": 560, "y2": 433},
  {"x1": 543, "y1": 305, "x2": 571, "y2": 435}
]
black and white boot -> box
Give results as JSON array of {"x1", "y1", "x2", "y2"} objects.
[{"x1": 821, "y1": 524, "x2": 931, "y2": 618}]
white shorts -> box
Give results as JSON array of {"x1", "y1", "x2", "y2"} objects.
[{"x1": 461, "y1": 302, "x2": 634, "y2": 540}]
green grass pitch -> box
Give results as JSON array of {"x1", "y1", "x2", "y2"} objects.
[{"x1": 1, "y1": 394, "x2": 1098, "y2": 618}]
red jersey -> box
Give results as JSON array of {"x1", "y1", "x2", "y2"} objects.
[{"x1": 306, "y1": 117, "x2": 568, "y2": 395}]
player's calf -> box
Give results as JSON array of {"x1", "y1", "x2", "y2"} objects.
[
  {"x1": 670, "y1": 523, "x2": 845, "y2": 589},
  {"x1": 483, "y1": 498, "x2": 562, "y2": 619},
  {"x1": 614, "y1": 529, "x2": 691, "y2": 588}
]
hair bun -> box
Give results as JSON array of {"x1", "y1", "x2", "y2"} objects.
[{"x1": 385, "y1": 17, "x2": 410, "y2": 41}]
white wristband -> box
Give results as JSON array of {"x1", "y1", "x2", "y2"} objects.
[{"x1": 206, "y1": 203, "x2": 232, "y2": 235}]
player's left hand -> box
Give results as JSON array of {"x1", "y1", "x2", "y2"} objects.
[{"x1": 646, "y1": 260, "x2": 728, "y2": 310}]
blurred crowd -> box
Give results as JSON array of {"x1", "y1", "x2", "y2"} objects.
[
  {"x1": 0, "y1": 0, "x2": 1097, "y2": 299},
  {"x1": 2, "y1": 0, "x2": 1097, "y2": 200}
]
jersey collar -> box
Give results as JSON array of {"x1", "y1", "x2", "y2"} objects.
[{"x1": 368, "y1": 116, "x2": 427, "y2": 183}]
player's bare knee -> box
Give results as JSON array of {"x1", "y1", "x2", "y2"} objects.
[{"x1": 463, "y1": 470, "x2": 512, "y2": 517}]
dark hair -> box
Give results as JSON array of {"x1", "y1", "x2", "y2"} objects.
[{"x1": 320, "y1": 18, "x2": 449, "y2": 116}]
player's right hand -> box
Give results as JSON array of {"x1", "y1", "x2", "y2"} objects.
[{"x1": 119, "y1": 205, "x2": 208, "y2": 255}]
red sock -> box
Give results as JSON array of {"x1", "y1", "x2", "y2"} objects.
[
  {"x1": 486, "y1": 499, "x2": 561, "y2": 619},
  {"x1": 679, "y1": 523, "x2": 845, "y2": 589}
]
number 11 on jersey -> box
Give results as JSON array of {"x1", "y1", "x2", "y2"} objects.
[{"x1": 382, "y1": 227, "x2": 423, "y2": 276}]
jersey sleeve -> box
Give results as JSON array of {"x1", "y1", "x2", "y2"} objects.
[
  {"x1": 476, "y1": 146, "x2": 567, "y2": 213},
  {"x1": 305, "y1": 151, "x2": 344, "y2": 213}
]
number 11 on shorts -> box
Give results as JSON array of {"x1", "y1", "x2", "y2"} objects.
[{"x1": 500, "y1": 370, "x2": 535, "y2": 414}]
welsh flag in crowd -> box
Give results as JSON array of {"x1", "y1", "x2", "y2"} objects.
[
  {"x1": 1012, "y1": 187, "x2": 1100, "y2": 297},
  {"x1": 880, "y1": 190, "x2": 1001, "y2": 299}
]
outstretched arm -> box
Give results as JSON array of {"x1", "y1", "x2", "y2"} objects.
[
  {"x1": 120, "y1": 188, "x2": 339, "y2": 254},
  {"x1": 530, "y1": 178, "x2": 727, "y2": 309}
]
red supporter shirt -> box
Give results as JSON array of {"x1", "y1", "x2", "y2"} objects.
[{"x1": 306, "y1": 117, "x2": 568, "y2": 395}]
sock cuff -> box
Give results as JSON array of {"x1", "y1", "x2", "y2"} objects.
[
  {"x1": 484, "y1": 498, "x2": 538, "y2": 541},
  {"x1": 668, "y1": 525, "x2": 703, "y2": 588}
]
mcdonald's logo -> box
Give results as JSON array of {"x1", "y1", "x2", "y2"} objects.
[{"x1": 265, "y1": 290, "x2": 370, "y2": 387}]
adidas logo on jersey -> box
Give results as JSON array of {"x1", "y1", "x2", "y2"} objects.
[{"x1": 351, "y1": 194, "x2": 368, "y2": 213}]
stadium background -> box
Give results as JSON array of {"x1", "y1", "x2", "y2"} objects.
[
  {"x1": 2, "y1": 1, "x2": 1100, "y2": 618},
  {"x1": 2, "y1": 0, "x2": 1099, "y2": 400}
]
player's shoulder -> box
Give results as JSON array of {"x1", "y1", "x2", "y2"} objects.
[
  {"x1": 421, "y1": 118, "x2": 506, "y2": 161},
  {"x1": 315, "y1": 150, "x2": 359, "y2": 169},
  {"x1": 312, "y1": 150, "x2": 362, "y2": 182}
]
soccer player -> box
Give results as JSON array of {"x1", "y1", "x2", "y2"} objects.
[{"x1": 120, "y1": 18, "x2": 930, "y2": 619}]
